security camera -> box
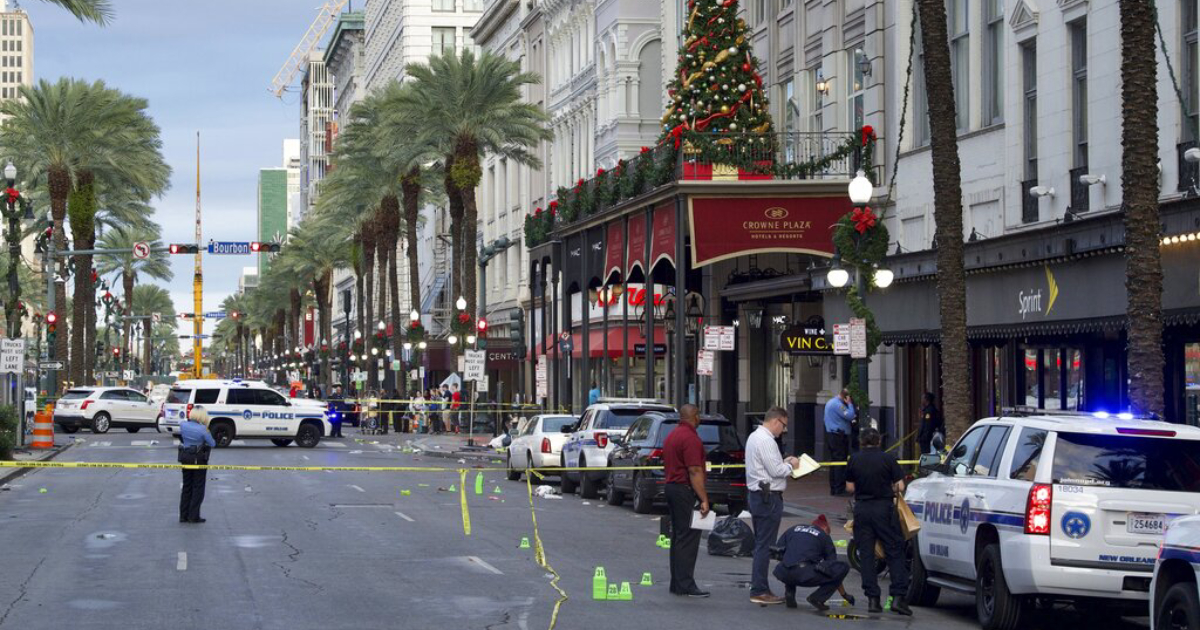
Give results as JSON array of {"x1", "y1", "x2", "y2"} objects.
[
  {"x1": 1078, "y1": 174, "x2": 1106, "y2": 186},
  {"x1": 1029, "y1": 186, "x2": 1055, "y2": 198}
]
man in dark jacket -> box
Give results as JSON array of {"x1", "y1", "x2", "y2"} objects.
[
  {"x1": 773, "y1": 515, "x2": 851, "y2": 611},
  {"x1": 916, "y1": 392, "x2": 943, "y2": 454}
]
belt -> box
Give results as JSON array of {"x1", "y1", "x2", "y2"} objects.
[
  {"x1": 753, "y1": 489, "x2": 783, "y2": 496},
  {"x1": 827, "y1": 430, "x2": 846, "y2": 435}
]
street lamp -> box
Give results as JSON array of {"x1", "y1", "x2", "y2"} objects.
[
  {"x1": 448, "y1": 334, "x2": 458, "y2": 345},
  {"x1": 466, "y1": 334, "x2": 476, "y2": 345},
  {"x1": 827, "y1": 264, "x2": 850, "y2": 288},
  {"x1": 418, "y1": 341, "x2": 427, "y2": 350},
  {"x1": 456, "y1": 296, "x2": 467, "y2": 311},
  {"x1": 848, "y1": 170, "x2": 873, "y2": 205},
  {"x1": 403, "y1": 342, "x2": 412, "y2": 350},
  {"x1": 377, "y1": 321, "x2": 386, "y2": 332},
  {"x1": 410, "y1": 309, "x2": 419, "y2": 323}
]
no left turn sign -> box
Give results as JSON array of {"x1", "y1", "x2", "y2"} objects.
[{"x1": 132, "y1": 241, "x2": 151, "y2": 260}]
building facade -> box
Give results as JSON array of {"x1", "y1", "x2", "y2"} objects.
[
  {"x1": 0, "y1": 0, "x2": 31, "y2": 110},
  {"x1": 299, "y1": 52, "x2": 333, "y2": 224},
  {"x1": 257, "y1": 168, "x2": 288, "y2": 273}
]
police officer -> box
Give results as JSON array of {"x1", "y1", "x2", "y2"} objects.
[
  {"x1": 773, "y1": 515, "x2": 852, "y2": 611},
  {"x1": 178, "y1": 406, "x2": 215, "y2": 524},
  {"x1": 916, "y1": 392, "x2": 943, "y2": 454},
  {"x1": 845, "y1": 427, "x2": 911, "y2": 616}
]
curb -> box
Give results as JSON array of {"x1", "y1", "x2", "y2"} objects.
[
  {"x1": 0, "y1": 440, "x2": 76, "y2": 486},
  {"x1": 414, "y1": 447, "x2": 499, "y2": 462}
]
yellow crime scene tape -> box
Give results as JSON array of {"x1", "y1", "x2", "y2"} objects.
[{"x1": 0, "y1": 456, "x2": 921, "y2": 630}]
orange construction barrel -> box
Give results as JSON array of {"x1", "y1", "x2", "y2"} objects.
[{"x1": 31, "y1": 410, "x2": 53, "y2": 449}]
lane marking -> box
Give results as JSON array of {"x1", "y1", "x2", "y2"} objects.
[
  {"x1": 466, "y1": 556, "x2": 504, "y2": 575},
  {"x1": 177, "y1": 552, "x2": 187, "y2": 571},
  {"x1": 349, "y1": 484, "x2": 365, "y2": 493},
  {"x1": 394, "y1": 510, "x2": 414, "y2": 522}
]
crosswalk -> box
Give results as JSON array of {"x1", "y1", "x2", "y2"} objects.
[{"x1": 82, "y1": 439, "x2": 351, "y2": 449}]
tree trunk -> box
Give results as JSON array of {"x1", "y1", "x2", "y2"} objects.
[
  {"x1": 363, "y1": 224, "x2": 377, "y2": 390},
  {"x1": 123, "y1": 272, "x2": 135, "y2": 373},
  {"x1": 917, "y1": 0, "x2": 972, "y2": 442},
  {"x1": 445, "y1": 155, "x2": 465, "y2": 304},
  {"x1": 388, "y1": 224, "x2": 402, "y2": 395},
  {"x1": 1121, "y1": 0, "x2": 1164, "y2": 417},
  {"x1": 143, "y1": 319, "x2": 152, "y2": 375},
  {"x1": 315, "y1": 272, "x2": 332, "y2": 394},
  {"x1": 48, "y1": 166, "x2": 70, "y2": 384},
  {"x1": 403, "y1": 167, "x2": 422, "y2": 316},
  {"x1": 454, "y1": 143, "x2": 483, "y2": 317},
  {"x1": 289, "y1": 288, "x2": 301, "y2": 352},
  {"x1": 68, "y1": 172, "x2": 96, "y2": 385}
]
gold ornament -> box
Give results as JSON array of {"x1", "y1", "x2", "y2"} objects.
[
  {"x1": 720, "y1": 105, "x2": 730, "y2": 113},
  {"x1": 736, "y1": 35, "x2": 745, "y2": 45},
  {"x1": 714, "y1": 49, "x2": 732, "y2": 64},
  {"x1": 752, "y1": 122, "x2": 770, "y2": 133}
]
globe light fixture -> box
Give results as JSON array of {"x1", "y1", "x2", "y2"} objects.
[
  {"x1": 873, "y1": 267, "x2": 895, "y2": 288},
  {"x1": 403, "y1": 342, "x2": 413, "y2": 350},
  {"x1": 827, "y1": 266, "x2": 850, "y2": 288},
  {"x1": 456, "y1": 296, "x2": 467, "y2": 311},
  {"x1": 448, "y1": 334, "x2": 458, "y2": 345},
  {"x1": 848, "y1": 170, "x2": 873, "y2": 205},
  {"x1": 371, "y1": 347, "x2": 379, "y2": 356},
  {"x1": 354, "y1": 331, "x2": 362, "y2": 339},
  {"x1": 410, "y1": 309, "x2": 420, "y2": 322},
  {"x1": 466, "y1": 334, "x2": 476, "y2": 345},
  {"x1": 377, "y1": 321, "x2": 386, "y2": 332},
  {"x1": 418, "y1": 341, "x2": 427, "y2": 350}
]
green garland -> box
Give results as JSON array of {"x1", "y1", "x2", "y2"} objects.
[{"x1": 831, "y1": 210, "x2": 889, "y2": 421}]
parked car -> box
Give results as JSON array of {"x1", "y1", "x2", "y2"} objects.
[
  {"x1": 52, "y1": 387, "x2": 161, "y2": 434},
  {"x1": 561, "y1": 398, "x2": 674, "y2": 498},
  {"x1": 1150, "y1": 514, "x2": 1200, "y2": 630},
  {"x1": 506, "y1": 414, "x2": 577, "y2": 480},
  {"x1": 604, "y1": 411, "x2": 746, "y2": 514}
]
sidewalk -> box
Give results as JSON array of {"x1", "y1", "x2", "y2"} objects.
[{"x1": 1, "y1": 437, "x2": 77, "y2": 486}]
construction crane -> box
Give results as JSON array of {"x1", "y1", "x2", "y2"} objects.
[{"x1": 270, "y1": 0, "x2": 348, "y2": 98}]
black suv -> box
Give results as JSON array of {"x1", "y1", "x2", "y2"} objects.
[{"x1": 604, "y1": 411, "x2": 747, "y2": 514}]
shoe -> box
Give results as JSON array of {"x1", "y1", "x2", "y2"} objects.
[
  {"x1": 188, "y1": 518, "x2": 206, "y2": 523},
  {"x1": 890, "y1": 599, "x2": 912, "y2": 616},
  {"x1": 179, "y1": 518, "x2": 188, "y2": 523},
  {"x1": 785, "y1": 587, "x2": 797, "y2": 609},
  {"x1": 684, "y1": 589, "x2": 711, "y2": 598},
  {"x1": 844, "y1": 594, "x2": 856, "y2": 607},
  {"x1": 868, "y1": 597, "x2": 883, "y2": 613},
  {"x1": 807, "y1": 594, "x2": 830, "y2": 612},
  {"x1": 750, "y1": 594, "x2": 784, "y2": 605}
]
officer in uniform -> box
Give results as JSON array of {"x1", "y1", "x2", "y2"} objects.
[
  {"x1": 845, "y1": 427, "x2": 912, "y2": 616},
  {"x1": 772, "y1": 514, "x2": 852, "y2": 611}
]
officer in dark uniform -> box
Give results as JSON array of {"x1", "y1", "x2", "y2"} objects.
[
  {"x1": 772, "y1": 514, "x2": 852, "y2": 611},
  {"x1": 845, "y1": 427, "x2": 912, "y2": 616},
  {"x1": 916, "y1": 392, "x2": 943, "y2": 454}
]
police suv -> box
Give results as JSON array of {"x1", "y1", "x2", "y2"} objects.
[
  {"x1": 561, "y1": 398, "x2": 674, "y2": 499},
  {"x1": 1150, "y1": 514, "x2": 1200, "y2": 630},
  {"x1": 905, "y1": 410, "x2": 1200, "y2": 630},
  {"x1": 161, "y1": 379, "x2": 331, "y2": 448}
]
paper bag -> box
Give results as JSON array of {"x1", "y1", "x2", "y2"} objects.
[{"x1": 896, "y1": 495, "x2": 921, "y2": 540}]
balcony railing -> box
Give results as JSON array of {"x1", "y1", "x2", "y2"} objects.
[
  {"x1": 1021, "y1": 178, "x2": 1039, "y2": 223},
  {"x1": 1179, "y1": 141, "x2": 1199, "y2": 195},
  {"x1": 1069, "y1": 166, "x2": 1089, "y2": 214},
  {"x1": 525, "y1": 131, "x2": 867, "y2": 247}
]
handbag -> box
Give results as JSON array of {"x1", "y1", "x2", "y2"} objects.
[
  {"x1": 896, "y1": 495, "x2": 921, "y2": 540},
  {"x1": 178, "y1": 445, "x2": 201, "y2": 466}
]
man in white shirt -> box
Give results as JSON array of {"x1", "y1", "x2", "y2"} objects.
[{"x1": 745, "y1": 406, "x2": 800, "y2": 605}]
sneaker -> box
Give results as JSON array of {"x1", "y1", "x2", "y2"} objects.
[{"x1": 750, "y1": 594, "x2": 785, "y2": 605}]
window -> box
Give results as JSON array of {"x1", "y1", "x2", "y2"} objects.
[
  {"x1": 1070, "y1": 20, "x2": 1088, "y2": 169},
  {"x1": 432, "y1": 0, "x2": 454, "y2": 11},
  {"x1": 432, "y1": 27, "x2": 456, "y2": 55},
  {"x1": 780, "y1": 0, "x2": 793, "y2": 8},
  {"x1": 810, "y1": 66, "x2": 823, "y2": 133},
  {"x1": 948, "y1": 0, "x2": 969, "y2": 131},
  {"x1": 1186, "y1": 0, "x2": 1199, "y2": 141},
  {"x1": 781, "y1": 78, "x2": 799, "y2": 160},
  {"x1": 625, "y1": 418, "x2": 653, "y2": 443},
  {"x1": 945, "y1": 426, "x2": 986, "y2": 476},
  {"x1": 971, "y1": 425, "x2": 1011, "y2": 477},
  {"x1": 983, "y1": 0, "x2": 1004, "y2": 124},
  {"x1": 1022, "y1": 42, "x2": 1038, "y2": 221},
  {"x1": 597, "y1": 408, "x2": 645, "y2": 429},
  {"x1": 849, "y1": 49, "x2": 866, "y2": 132},
  {"x1": 541, "y1": 416, "x2": 575, "y2": 434},
  {"x1": 226, "y1": 389, "x2": 255, "y2": 405},
  {"x1": 167, "y1": 389, "x2": 191, "y2": 404},
  {"x1": 463, "y1": 0, "x2": 483, "y2": 10},
  {"x1": 256, "y1": 389, "x2": 288, "y2": 406},
  {"x1": 100, "y1": 390, "x2": 126, "y2": 400},
  {"x1": 1043, "y1": 350, "x2": 1062, "y2": 410},
  {"x1": 914, "y1": 28, "x2": 929, "y2": 145},
  {"x1": 752, "y1": 0, "x2": 766, "y2": 25},
  {"x1": 1052, "y1": 432, "x2": 1200, "y2": 492},
  {"x1": 126, "y1": 391, "x2": 148, "y2": 403},
  {"x1": 194, "y1": 389, "x2": 220, "y2": 405},
  {"x1": 1008, "y1": 428, "x2": 1047, "y2": 481},
  {"x1": 1022, "y1": 347, "x2": 1084, "y2": 409},
  {"x1": 656, "y1": 421, "x2": 742, "y2": 450}
]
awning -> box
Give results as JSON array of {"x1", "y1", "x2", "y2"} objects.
[
  {"x1": 605, "y1": 220, "x2": 624, "y2": 284},
  {"x1": 650, "y1": 201, "x2": 676, "y2": 270},
  {"x1": 627, "y1": 210, "x2": 647, "y2": 276},
  {"x1": 570, "y1": 325, "x2": 667, "y2": 359}
]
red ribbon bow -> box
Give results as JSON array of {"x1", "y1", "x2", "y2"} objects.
[
  {"x1": 861, "y1": 125, "x2": 875, "y2": 146},
  {"x1": 5, "y1": 187, "x2": 18, "y2": 204},
  {"x1": 852, "y1": 206, "x2": 877, "y2": 234}
]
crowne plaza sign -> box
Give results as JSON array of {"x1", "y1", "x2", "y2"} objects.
[{"x1": 687, "y1": 196, "x2": 852, "y2": 267}]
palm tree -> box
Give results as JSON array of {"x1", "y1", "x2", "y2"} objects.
[
  {"x1": 915, "y1": 0, "x2": 971, "y2": 440},
  {"x1": 1120, "y1": 1, "x2": 1164, "y2": 417},
  {"x1": 221, "y1": 293, "x2": 251, "y2": 377},
  {"x1": 280, "y1": 216, "x2": 351, "y2": 392},
  {"x1": 404, "y1": 49, "x2": 552, "y2": 315},
  {"x1": 95, "y1": 225, "x2": 171, "y2": 371},
  {"x1": 132, "y1": 284, "x2": 173, "y2": 376},
  {"x1": 39, "y1": 0, "x2": 113, "y2": 24}
]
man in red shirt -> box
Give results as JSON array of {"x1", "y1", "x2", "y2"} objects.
[
  {"x1": 663, "y1": 403, "x2": 711, "y2": 597},
  {"x1": 450, "y1": 384, "x2": 463, "y2": 433}
]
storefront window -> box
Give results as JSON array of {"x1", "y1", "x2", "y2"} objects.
[
  {"x1": 1021, "y1": 346, "x2": 1084, "y2": 410},
  {"x1": 1066, "y1": 349, "x2": 1083, "y2": 410},
  {"x1": 1023, "y1": 349, "x2": 1039, "y2": 407},
  {"x1": 1185, "y1": 343, "x2": 1200, "y2": 425},
  {"x1": 1043, "y1": 349, "x2": 1062, "y2": 410}
]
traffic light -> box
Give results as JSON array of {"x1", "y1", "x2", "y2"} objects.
[
  {"x1": 476, "y1": 317, "x2": 488, "y2": 337},
  {"x1": 46, "y1": 311, "x2": 57, "y2": 346},
  {"x1": 251, "y1": 242, "x2": 281, "y2": 253},
  {"x1": 112, "y1": 347, "x2": 120, "y2": 358},
  {"x1": 169, "y1": 243, "x2": 200, "y2": 254}
]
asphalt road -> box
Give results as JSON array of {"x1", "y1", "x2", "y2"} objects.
[{"x1": 0, "y1": 430, "x2": 1151, "y2": 630}]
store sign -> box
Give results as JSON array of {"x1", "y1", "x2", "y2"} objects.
[
  {"x1": 687, "y1": 196, "x2": 852, "y2": 267},
  {"x1": 634, "y1": 343, "x2": 667, "y2": 355},
  {"x1": 778, "y1": 325, "x2": 832, "y2": 355}
]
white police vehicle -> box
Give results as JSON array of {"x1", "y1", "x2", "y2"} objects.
[
  {"x1": 905, "y1": 410, "x2": 1200, "y2": 630},
  {"x1": 1151, "y1": 515, "x2": 1200, "y2": 630},
  {"x1": 560, "y1": 398, "x2": 673, "y2": 499},
  {"x1": 161, "y1": 379, "x2": 331, "y2": 448}
]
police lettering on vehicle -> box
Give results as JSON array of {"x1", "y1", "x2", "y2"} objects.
[{"x1": 923, "y1": 502, "x2": 956, "y2": 526}]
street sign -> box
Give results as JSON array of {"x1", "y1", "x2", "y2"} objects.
[
  {"x1": 151, "y1": 312, "x2": 161, "y2": 324},
  {"x1": 703, "y1": 325, "x2": 735, "y2": 351},
  {"x1": 559, "y1": 331, "x2": 570, "y2": 342},
  {"x1": 476, "y1": 375, "x2": 489, "y2": 393},
  {"x1": 178, "y1": 313, "x2": 194, "y2": 319},
  {"x1": 697, "y1": 349, "x2": 715, "y2": 376},
  {"x1": 0, "y1": 339, "x2": 23, "y2": 373},
  {"x1": 37, "y1": 361, "x2": 64, "y2": 370},
  {"x1": 849, "y1": 318, "x2": 867, "y2": 359},
  {"x1": 464, "y1": 349, "x2": 486, "y2": 382},
  {"x1": 178, "y1": 334, "x2": 211, "y2": 339},
  {"x1": 207, "y1": 241, "x2": 252, "y2": 255},
  {"x1": 535, "y1": 357, "x2": 548, "y2": 400},
  {"x1": 132, "y1": 241, "x2": 151, "y2": 260},
  {"x1": 204, "y1": 311, "x2": 226, "y2": 319},
  {"x1": 833, "y1": 324, "x2": 851, "y2": 355}
]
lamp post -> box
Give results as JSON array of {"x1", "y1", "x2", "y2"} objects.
[{"x1": 2, "y1": 162, "x2": 32, "y2": 339}]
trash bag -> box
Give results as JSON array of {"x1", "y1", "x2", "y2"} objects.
[{"x1": 707, "y1": 516, "x2": 755, "y2": 557}]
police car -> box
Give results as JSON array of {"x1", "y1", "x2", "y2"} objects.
[
  {"x1": 905, "y1": 410, "x2": 1200, "y2": 630},
  {"x1": 161, "y1": 379, "x2": 331, "y2": 448},
  {"x1": 1151, "y1": 515, "x2": 1200, "y2": 630},
  {"x1": 560, "y1": 398, "x2": 674, "y2": 499}
]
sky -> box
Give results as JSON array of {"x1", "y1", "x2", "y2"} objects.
[{"x1": 27, "y1": 0, "x2": 321, "y2": 350}]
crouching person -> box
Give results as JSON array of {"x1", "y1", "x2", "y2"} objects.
[{"x1": 772, "y1": 515, "x2": 851, "y2": 611}]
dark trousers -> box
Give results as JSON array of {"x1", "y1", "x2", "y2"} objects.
[
  {"x1": 748, "y1": 490, "x2": 784, "y2": 596},
  {"x1": 774, "y1": 561, "x2": 850, "y2": 604},
  {"x1": 665, "y1": 483, "x2": 701, "y2": 593},
  {"x1": 331, "y1": 422, "x2": 343, "y2": 438},
  {"x1": 853, "y1": 499, "x2": 909, "y2": 599},
  {"x1": 826, "y1": 432, "x2": 849, "y2": 493},
  {"x1": 179, "y1": 468, "x2": 207, "y2": 521}
]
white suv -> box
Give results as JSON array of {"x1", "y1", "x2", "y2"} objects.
[
  {"x1": 905, "y1": 411, "x2": 1200, "y2": 630},
  {"x1": 1150, "y1": 514, "x2": 1200, "y2": 630},
  {"x1": 161, "y1": 379, "x2": 331, "y2": 448},
  {"x1": 561, "y1": 399, "x2": 673, "y2": 499},
  {"x1": 53, "y1": 387, "x2": 161, "y2": 434}
]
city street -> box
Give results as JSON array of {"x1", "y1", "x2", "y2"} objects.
[{"x1": 0, "y1": 432, "x2": 1149, "y2": 630}]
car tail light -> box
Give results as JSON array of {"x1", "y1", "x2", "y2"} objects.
[
  {"x1": 1025, "y1": 483, "x2": 1053, "y2": 535},
  {"x1": 81, "y1": 400, "x2": 92, "y2": 410},
  {"x1": 726, "y1": 450, "x2": 745, "y2": 461},
  {"x1": 186, "y1": 403, "x2": 194, "y2": 418},
  {"x1": 647, "y1": 448, "x2": 664, "y2": 461},
  {"x1": 541, "y1": 437, "x2": 551, "y2": 453},
  {"x1": 595, "y1": 432, "x2": 608, "y2": 449}
]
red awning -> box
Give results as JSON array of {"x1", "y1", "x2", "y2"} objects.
[
  {"x1": 627, "y1": 211, "x2": 647, "y2": 275},
  {"x1": 650, "y1": 201, "x2": 676, "y2": 270},
  {"x1": 605, "y1": 220, "x2": 624, "y2": 283},
  {"x1": 570, "y1": 325, "x2": 667, "y2": 359}
]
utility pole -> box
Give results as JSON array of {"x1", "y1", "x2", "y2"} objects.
[{"x1": 193, "y1": 132, "x2": 203, "y2": 379}]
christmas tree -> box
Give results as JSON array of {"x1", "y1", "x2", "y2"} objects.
[{"x1": 659, "y1": 0, "x2": 774, "y2": 144}]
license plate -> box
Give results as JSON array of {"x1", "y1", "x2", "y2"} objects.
[{"x1": 1127, "y1": 512, "x2": 1167, "y2": 535}]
